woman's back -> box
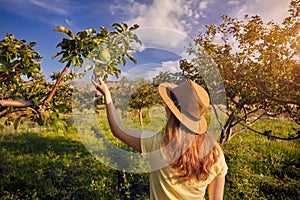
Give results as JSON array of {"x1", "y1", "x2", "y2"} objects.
[{"x1": 141, "y1": 133, "x2": 228, "y2": 200}]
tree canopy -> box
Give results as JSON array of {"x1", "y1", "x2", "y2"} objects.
[
  {"x1": 180, "y1": 0, "x2": 300, "y2": 144},
  {"x1": 0, "y1": 23, "x2": 141, "y2": 130}
]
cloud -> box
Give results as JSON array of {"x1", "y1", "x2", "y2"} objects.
[
  {"x1": 121, "y1": 60, "x2": 180, "y2": 81},
  {"x1": 144, "y1": 60, "x2": 180, "y2": 79},
  {"x1": 109, "y1": 0, "x2": 218, "y2": 58},
  {"x1": 29, "y1": 0, "x2": 68, "y2": 15},
  {"x1": 134, "y1": 27, "x2": 190, "y2": 55},
  {"x1": 1, "y1": 0, "x2": 69, "y2": 16},
  {"x1": 110, "y1": 0, "x2": 214, "y2": 41},
  {"x1": 0, "y1": 0, "x2": 71, "y2": 29},
  {"x1": 232, "y1": 0, "x2": 290, "y2": 23},
  {"x1": 65, "y1": 18, "x2": 73, "y2": 26}
]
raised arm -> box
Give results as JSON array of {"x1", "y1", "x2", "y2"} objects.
[{"x1": 92, "y1": 77, "x2": 141, "y2": 152}]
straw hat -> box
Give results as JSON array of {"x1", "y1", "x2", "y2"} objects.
[{"x1": 158, "y1": 79, "x2": 210, "y2": 134}]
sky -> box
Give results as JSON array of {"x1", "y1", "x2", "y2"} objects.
[{"x1": 0, "y1": 0, "x2": 292, "y2": 81}]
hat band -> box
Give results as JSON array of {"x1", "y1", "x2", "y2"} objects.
[
  {"x1": 169, "y1": 89, "x2": 200, "y2": 122},
  {"x1": 170, "y1": 90, "x2": 181, "y2": 111}
]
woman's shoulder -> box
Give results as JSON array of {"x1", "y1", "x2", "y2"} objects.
[
  {"x1": 213, "y1": 144, "x2": 228, "y2": 177},
  {"x1": 140, "y1": 132, "x2": 163, "y2": 153}
]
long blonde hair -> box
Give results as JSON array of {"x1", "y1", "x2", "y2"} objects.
[{"x1": 162, "y1": 106, "x2": 222, "y2": 181}]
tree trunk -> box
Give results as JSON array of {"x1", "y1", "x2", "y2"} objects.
[
  {"x1": 138, "y1": 109, "x2": 143, "y2": 128},
  {"x1": 220, "y1": 113, "x2": 234, "y2": 145}
]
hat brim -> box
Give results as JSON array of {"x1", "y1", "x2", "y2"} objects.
[{"x1": 158, "y1": 83, "x2": 207, "y2": 134}]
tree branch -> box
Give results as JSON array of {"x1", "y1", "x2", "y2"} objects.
[
  {"x1": 258, "y1": 87, "x2": 300, "y2": 106},
  {"x1": 231, "y1": 112, "x2": 266, "y2": 138},
  {"x1": 0, "y1": 71, "x2": 21, "y2": 83},
  {"x1": 237, "y1": 120, "x2": 300, "y2": 140},
  {"x1": 211, "y1": 104, "x2": 225, "y2": 135},
  {"x1": 45, "y1": 60, "x2": 71, "y2": 102},
  {"x1": 0, "y1": 107, "x2": 8, "y2": 117},
  {"x1": 0, "y1": 99, "x2": 33, "y2": 107}
]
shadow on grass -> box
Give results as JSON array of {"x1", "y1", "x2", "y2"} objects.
[{"x1": 0, "y1": 131, "x2": 149, "y2": 200}]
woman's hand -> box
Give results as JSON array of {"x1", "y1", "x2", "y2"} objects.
[{"x1": 91, "y1": 76, "x2": 112, "y2": 104}]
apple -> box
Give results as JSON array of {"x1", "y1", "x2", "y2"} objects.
[
  {"x1": 93, "y1": 66, "x2": 104, "y2": 77},
  {"x1": 99, "y1": 48, "x2": 111, "y2": 62}
]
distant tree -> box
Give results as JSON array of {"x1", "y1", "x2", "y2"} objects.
[
  {"x1": 111, "y1": 72, "x2": 184, "y2": 127},
  {"x1": 152, "y1": 71, "x2": 184, "y2": 86},
  {"x1": 181, "y1": 0, "x2": 300, "y2": 144},
  {"x1": 128, "y1": 78, "x2": 160, "y2": 127},
  {"x1": 110, "y1": 77, "x2": 133, "y2": 118}
]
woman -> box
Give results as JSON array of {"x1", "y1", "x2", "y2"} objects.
[{"x1": 92, "y1": 77, "x2": 228, "y2": 200}]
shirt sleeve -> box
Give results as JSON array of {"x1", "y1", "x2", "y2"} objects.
[
  {"x1": 215, "y1": 153, "x2": 228, "y2": 178},
  {"x1": 141, "y1": 131, "x2": 162, "y2": 153}
]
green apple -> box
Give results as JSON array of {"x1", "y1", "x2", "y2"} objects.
[
  {"x1": 99, "y1": 48, "x2": 111, "y2": 62},
  {"x1": 93, "y1": 66, "x2": 104, "y2": 77}
]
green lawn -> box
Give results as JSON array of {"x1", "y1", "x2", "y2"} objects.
[{"x1": 0, "y1": 116, "x2": 299, "y2": 199}]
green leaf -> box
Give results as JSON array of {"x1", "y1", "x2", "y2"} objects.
[
  {"x1": 112, "y1": 23, "x2": 123, "y2": 32},
  {"x1": 0, "y1": 65, "x2": 8, "y2": 72},
  {"x1": 59, "y1": 54, "x2": 72, "y2": 63},
  {"x1": 85, "y1": 65, "x2": 93, "y2": 71},
  {"x1": 54, "y1": 103, "x2": 70, "y2": 113},
  {"x1": 72, "y1": 56, "x2": 78, "y2": 67},
  {"x1": 53, "y1": 118, "x2": 67, "y2": 132},
  {"x1": 77, "y1": 57, "x2": 83, "y2": 68},
  {"x1": 126, "y1": 53, "x2": 137, "y2": 64},
  {"x1": 121, "y1": 22, "x2": 128, "y2": 31},
  {"x1": 85, "y1": 28, "x2": 96, "y2": 35},
  {"x1": 129, "y1": 24, "x2": 139, "y2": 31},
  {"x1": 79, "y1": 31, "x2": 88, "y2": 38},
  {"x1": 29, "y1": 42, "x2": 37, "y2": 47},
  {"x1": 32, "y1": 98, "x2": 41, "y2": 106},
  {"x1": 54, "y1": 26, "x2": 75, "y2": 39}
]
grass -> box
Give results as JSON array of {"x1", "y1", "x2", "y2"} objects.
[
  {"x1": 0, "y1": 127, "x2": 149, "y2": 199},
  {"x1": 0, "y1": 113, "x2": 299, "y2": 199},
  {"x1": 223, "y1": 119, "x2": 300, "y2": 200}
]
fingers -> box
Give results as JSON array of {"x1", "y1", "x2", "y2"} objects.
[
  {"x1": 91, "y1": 77, "x2": 98, "y2": 86},
  {"x1": 91, "y1": 76, "x2": 101, "y2": 86},
  {"x1": 97, "y1": 77, "x2": 104, "y2": 85},
  {"x1": 91, "y1": 79, "x2": 97, "y2": 87},
  {"x1": 91, "y1": 76, "x2": 107, "y2": 93}
]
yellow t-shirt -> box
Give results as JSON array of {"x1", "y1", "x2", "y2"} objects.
[{"x1": 141, "y1": 133, "x2": 228, "y2": 200}]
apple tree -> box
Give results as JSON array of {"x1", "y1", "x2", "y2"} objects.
[
  {"x1": 180, "y1": 0, "x2": 300, "y2": 144},
  {"x1": 0, "y1": 22, "x2": 141, "y2": 130}
]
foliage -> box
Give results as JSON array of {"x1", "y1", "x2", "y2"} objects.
[
  {"x1": 0, "y1": 34, "x2": 42, "y2": 83},
  {"x1": 0, "y1": 22, "x2": 141, "y2": 131},
  {"x1": 128, "y1": 78, "x2": 161, "y2": 127},
  {"x1": 111, "y1": 77, "x2": 163, "y2": 128},
  {"x1": 111, "y1": 77, "x2": 136, "y2": 118},
  {"x1": 0, "y1": 34, "x2": 69, "y2": 131},
  {"x1": 53, "y1": 23, "x2": 141, "y2": 81},
  {"x1": 181, "y1": 0, "x2": 300, "y2": 144},
  {"x1": 152, "y1": 71, "x2": 184, "y2": 86},
  {"x1": 75, "y1": 90, "x2": 97, "y2": 112},
  {"x1": 0, "y1": 33, "x2": 43, "y2": 106}
]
